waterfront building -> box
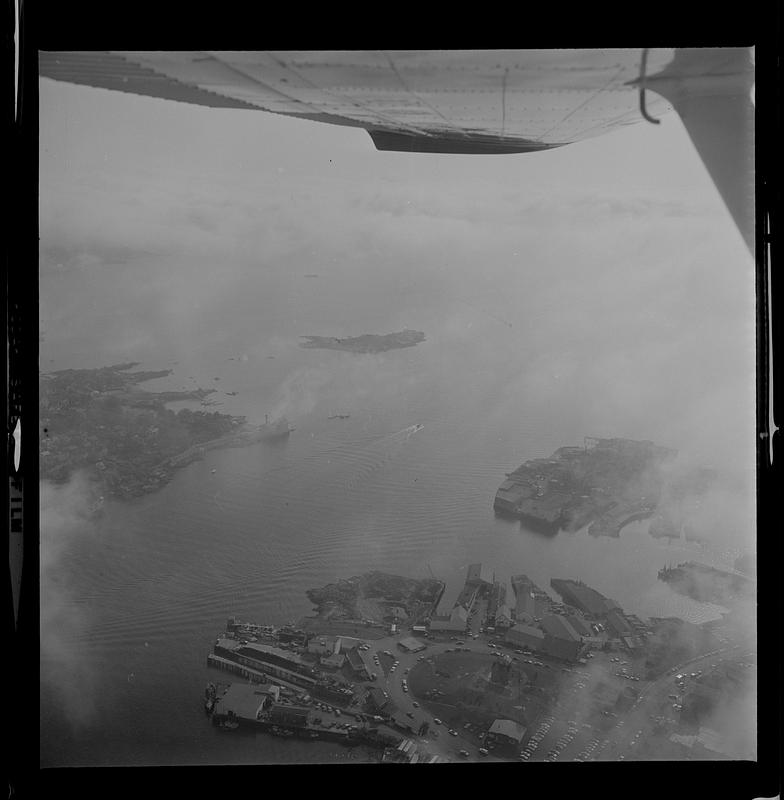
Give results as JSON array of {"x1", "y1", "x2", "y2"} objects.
[
  {"x1": 541, "y1": 614, "x2": 582, "y2": 642},
  {"x1": 540, "y1": 613, "x2": 583, "y2": 660},
  {"x1": 429, "y1": 605, "x2": 469, "y2": 634},
  {"x1": 267, "y1": 704, "x2": 311, "y2": 727},
  {"x1": 550, "y1": 578, "x2": 619, "y2": 617},
  {"x1": 494, "y1": 480, "x2": 530, "y2": 514},
  {"x1": 213, "y1": 683, "x2": 270, "y2": 724},
  {"x1": 543, "y1": 634, "x2": 582, "y2": 661},
  {"x1": 466, "y1": 563, "x2": 494, "y2": 586},
  {"x1": 215, "y1": 638, "x2": 318, "y2": 688},
  {"x1": 505, "y1": 624, "x2": 545, "y2": 651},
  {"x1": 606, "y1": 608, "x2": 634, "y2": 638},
  {"x1": 566, "y1": 614, "x2": 594, "y2": 637}
]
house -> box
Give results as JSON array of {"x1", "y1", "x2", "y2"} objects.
[{"x1": 488, "y1": 718, "x2": 526, "y2": 745}]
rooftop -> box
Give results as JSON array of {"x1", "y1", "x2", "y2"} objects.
[
  {"x1": 508, "y1": 624, "x2": 545, "y2": 639},
  {"x1": 541, "y1": 614, "x2": 581, "y2": 641},
  {"x1": 489, "y1": 719, "x2": 526, "y2": 742},
  {"x1": 214, "y1": 683, "x2": 267, "y2": 721}
]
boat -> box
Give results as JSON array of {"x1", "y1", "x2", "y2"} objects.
[
  {"x1": 257, "y1": 414, "x2": 293, "y2": 441},
  {"x1": 87, "y1": 496, "x2": 105, "y2": 517}
]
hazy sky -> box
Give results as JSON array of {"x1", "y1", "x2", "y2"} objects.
[{"x1": 39, "y1": 73, "x2": 755, "y2": 486}]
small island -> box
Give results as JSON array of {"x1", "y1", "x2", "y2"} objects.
[
  {"x1": 40, "y1": 362, "x2": 274, "y2": 501},
  {"x1": 658, "y1": 561, "x2": 754, "y2": 607},
  {"x1": 299, "y1": 329, "x2": 425, "y2": 354}
]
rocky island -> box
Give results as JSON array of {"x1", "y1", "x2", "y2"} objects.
[
  {"x1": 302, "y1": 571, "x2": 444, "y2": 634},
  {"x1": 299, "y1": 329, "x2": 425, "y2": 354},
  {"x1": 40, "y1": 362, "x2": 274, "y2": 501}
]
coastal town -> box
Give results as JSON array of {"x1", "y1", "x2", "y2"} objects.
[
  {"x1": 39, "y1": 362, "x2": 287, "y2": 501},
  {"x1": 204, "y1": 562, "x2": 755, "y2": 762}
]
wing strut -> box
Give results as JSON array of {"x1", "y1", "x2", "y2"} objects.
[{"x1": 631, "y1": 48, "x2": 755, "y2": 254}]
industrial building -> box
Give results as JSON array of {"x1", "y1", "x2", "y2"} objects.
[
  {"x1": 212, "y1": 683, "x2": 273, "y2": 724},
  {"x1": 494, "y1": 604, "x2": 514, "y2": 628},
  {"x1": 566, "y1": 614, "x2": 594, "y2": 637},
  {"x1": 550, "y1": 578, "x2": 619, "y2": 617},
  {"x1": 429, "y1": 605, "x2": 468, "y2": 634},
  {"x1": 606, "y1": 608, "x2": 635, "y2": 638},
  {"x1": 493, "y1": 479, "x2": 530, "y2": 515},
  {"x1": 466, "y1": 563, "x2": 494, "y2": 586},
  {"x1": 541, "y1": 614, "x2": 581, "y2": 640},
  {"x1": 540, "y1": 613, "x2": 583, "y2": 661},
  {"x1": 505, "y1": 623, "x2": 545, "y2": 650},
  {"x1": 267, "y1": 704, "x2": 311, "y2": 727},
  {"x1": 214, "y1": 638, "x2": 318, "y2": 687}
]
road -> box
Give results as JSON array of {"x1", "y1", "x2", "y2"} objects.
[
  {"x1": 353, "y1": 632, "x2": 745, "y2": 763},
  {"x1": 362, "y1": 634, "x2": 506, "y2": 761}
]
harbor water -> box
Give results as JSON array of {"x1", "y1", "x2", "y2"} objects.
[{"x1": 39, "y1": 252, "x2": 753, "y2": 765}]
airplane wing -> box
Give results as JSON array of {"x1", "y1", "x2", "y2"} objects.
[{"x1": 38, "y1": 49, "x2": 754, "y2": 249}]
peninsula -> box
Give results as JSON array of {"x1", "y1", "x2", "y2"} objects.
[
  {"x1": 299, "y1": 329, "x2": 425, "y2": 354},
  {"x1": 302, "y1": 571, "x2": 445, "y2": 634},
  {"x1": 40, "y1": 362, "x2": 273, "y2": 501}
]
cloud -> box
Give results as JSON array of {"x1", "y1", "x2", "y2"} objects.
[{"x1": 40, "y1": 472, "x2": 101, "y2": 727}]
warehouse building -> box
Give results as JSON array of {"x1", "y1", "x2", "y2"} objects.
[
  {"x1": 429, "y1": 605, "x2": 469, "y2": 634},
  {"x1": 505, "y1": 623, "x2": 545, "y2": 651},
  {"x1": 539, "y1": 614, "x2": 583, "y2": 661},
  {"x1": 213, "y1": 683, "x2": 270, "y2": 725},
  {"x1": 493, "y1": 480, "x2": 530, "y2": 514},
  {"x1": 466, "y1": 563, "x2": 494, "y2": 586},
  {"x1": 566, "y1": 614, "x2": 594, "y2": 637}
]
